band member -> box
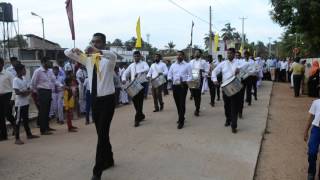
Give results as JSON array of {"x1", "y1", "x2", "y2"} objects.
[
  {"x1": 189, "y1": 49, "x2": 208, "y2": 116},
  {"x1": 206, "y1": 55, "x2": 223, "y2": 107},
  {"x1": 168, "y1": 51, "x2": 192, "y2": 129},
  {"x1": 242, "y1": 51, "x2": 257, "y2": 106},
  {"x1": 147, "y1": 53, "x2": 168, "y2": 112},
  {"x1": 236, "y1": 51, "x2": 246, "y2": 118},
  {"x1": 64, "y1": 32, "x2": 117, "y2": 180},
  {"x1": 122, "y1": 51, "x2": 149, "y2": 127},
  {"x1": 212, "y1": 48, "x2": 245, "y2": 134}
]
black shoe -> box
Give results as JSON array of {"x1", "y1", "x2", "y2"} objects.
[
  {"x1": 232, "y1": 128, "x2": 237, "y2": 134},
  {"x1": 307, "y1": 174, "x2": 315, "y2": 180},
  {"x1": 48, "y1": 127, "x2": 56, "y2": 131},
  {"x1": 217, "y1": 98, "x2": 220, "y2": 101},
  {"x1": 27, "y1": 135, "x2": 40, "y2": 139},
  {"x1": 238, "y1": 113, "x2": 243, "y2": 119},
  {"x1": 224, "y1": 122, "x2": 230, "y2": 127},
  {"x1": 194, "y1": 110, "x2": 199, "y2": 117},
  {"x1": 177, "y1": 123, "x2": 184, "y2": 129},
  {"x1": 160, "y1": 103, "x2": 164, "y2": 111},
  {"x1": 134, "y1": 121, "x2": 140, "y2": 127},
  {"x1": 153, "y1": 109, "x2": 159, "y2": 112},
  {"x1": 102, "y1": 160, "x2": 114, "y2": 170},
  {"x1": 255, "y1": 97, "x2": 257, "y2": 100},
  {"x1": 91, "y1": 175, "x2": 101, "y2": 180},
  {"x1": 210, "y1": 102, "x2": 215, "y2": 107},
  {"x1": 248, "y1": 102, "x2": 251, "y2": 106},
  {"x1": 141, "y1": 114, "x2": 145, "y2": 120},
  {"x1": 41, "y1": 131, "x2": 53, "y2": 135}
]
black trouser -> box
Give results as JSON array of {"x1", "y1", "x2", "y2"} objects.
[
  {"x1": 191, "y1": 79, "x2": 203, "y2": 112},
  {"x1": 280, "y1": 69, "x2": 286, "y2": 82},
  {"x1": 293, "y1": 74, "x2": 302, "y2": 97},
  {"x1": 288, "y1": 71, "x2": 292, "y2": 83},
  {"x1": 152, "y1": 85, "x2": 163, "y2": 110},
  {"x1": 37, "y1": 89, "x2": 52, "y2": 133},
  {"x1": 0, "y1": 92, "x2": 12, "y2": 140},
  {"x1": 163, "y1": 77, "x2": 169, "y2": 95},
  {"x1": 208, "y1": 77, "x2": 216, "y2": 104},
  {"x1": 275, "y1": 68, "x2": 280, "y2": 81},
  {"x1": 172, "y1": 84, "x2": 188, "y2": 124},
  {"x1": 115, "y1": 87, "x2": 121, "y2": 106},
  {"x1": 132, "y1": 86, "x2": 145, "y2": 122},
  {"x1": 92, "y1": 93, "x2": 116, "y2": 177},
  {"x1": 252, "y1": 76, "x2": 258, "y2": 99},
  {"x1": 239, "y1": 85, "x2": 246, "y2": 116},
  {"x1": 15, "y1": 105, "x2": 32, "y2": 140},
  {"x1": 5, "y1": 94, "x2": 15, "y2": 129},
  {"x1": 244, "y1": 76, "x2": 255, "y2": 104},
  {"x1": 223, "y1": 91, "x2": 241, "y2": 129}
]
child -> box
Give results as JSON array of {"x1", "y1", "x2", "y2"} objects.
[
  {"x1": 64, "y1": 77, "x2": 78, "y2": 132},
  {"x1": 13, "y1": 64, "x2": 39, "y2": 145},
  {"x1": 304, "y1": 98, "x2": 320, "y2": 180}
]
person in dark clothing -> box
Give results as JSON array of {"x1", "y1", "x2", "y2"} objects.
[{"x1": 308, "y1": 61, "x2": 320, "y2": 97}]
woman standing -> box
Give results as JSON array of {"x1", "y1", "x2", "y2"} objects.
[
  {"x1": 290, "y1": 57, "x2": 305, "y2": 97},
  {"x1": 308, "y1": 61, "x2": 320, "y2": 97}
]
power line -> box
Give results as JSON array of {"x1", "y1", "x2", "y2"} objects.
[{"x1": 168, "y1": 0, "x2": 210, "y2": 25}]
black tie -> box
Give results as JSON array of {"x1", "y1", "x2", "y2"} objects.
[{"x1": 92, "y1": 65, "x2": 97, "y2": 98}]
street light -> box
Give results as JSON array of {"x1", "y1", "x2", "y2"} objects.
[{"x1": 31, "y1": 11, "x2": 45, "y2": 56}]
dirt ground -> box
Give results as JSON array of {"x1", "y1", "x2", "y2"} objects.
[{"x1": 255, "y1": 82, "x2": 315, "y2": 180}]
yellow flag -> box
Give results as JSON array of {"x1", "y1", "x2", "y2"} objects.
[
  {"x1": 239, "y1": 45, "x2": 243, "y2": 55},
  {"x1": 135, "y1": 17, "x2": 142, "y2": 48},
  {"x1": 214, "y1": 33, "x2": 219, "y2": 52}
]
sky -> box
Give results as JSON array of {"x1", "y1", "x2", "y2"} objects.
[{"x1": 7, "y1": 0, "x2": 284, "y2": 50}]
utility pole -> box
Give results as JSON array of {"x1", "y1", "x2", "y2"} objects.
[
  {"x1": 268, "y1": 37, "x2": 272, "y2": 57},
  {"x1": 146, "y1": 33, "x2": 150, "y2": 44},
  {"x1": 239, "y1": 17, "x2": 247, "y2": 54},
  {"x1": 209, "y1": 6, "x2": 212, "y2": 55}
]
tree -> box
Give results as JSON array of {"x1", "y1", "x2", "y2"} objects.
[
  {"x1": 270, "y1": 0, "x2": 320, "y2": 57},
  {"x1": 165, "y1": 41, "x2": 176, "y2": 53},
  {"x1": 111, "y1": 38, "x2": 123, "y2": 47},
  {"x1": 221, "y1": 23, "x2": 236, "y2": 41},
  {"x1": 2, "y1": 35, "x2": 28, "y2": 48},
  {"x1": 124, "y1": 37, "x2": 136, "y2": 51}
]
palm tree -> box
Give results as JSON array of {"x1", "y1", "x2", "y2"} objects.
[
  {"x1": 111, "y1": 38, "x2": 123, "y2": 47},
  {"x1": 221, "y1": 23, "x2": 236, "y2": 41},
  {"x1": 203, "y1": 33, "x2": 214, "y2": 49},
  {"x1": 165, "y1": 41, "x2": 176, "y2": 53}
]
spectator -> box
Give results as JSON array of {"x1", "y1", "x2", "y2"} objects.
[
  {"x1": 289, "y1": 57, "x2": 305, "y2": 97},
  {"x1": 64, "y1": 77, "x2": 78, "y2": 132}
]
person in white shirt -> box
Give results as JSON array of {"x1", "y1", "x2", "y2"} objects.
[
  {"x1": 6, "y1": 57, "x2": 18, "y2": 77},
  {"x1": 189, "y1": 49, "x2": 208, "y2": 116},
  {"x1": 279, "y1": 59, "x2": 288, "y2": 82},
  {"x1": 304, "y1": 99, "x2": 320, "y2": 180},
  {"x1": 147, "y1": 53, "x2": 168, "y2": 112},
  {"x1": 206, "y1": 54, "x2": 223, "y2": 107},
  {"x1": 76, "y1": 65, "x2": 87, "y2": 114},
  {"x1": 119, "y1": 65, "x2": 129, "y2": 105},
  {"x1": 64, "y1": 33, "x2": 117, "y2": 180},
  {"x1": 242, "y1": 51, "x2": 258, "y2": 106},
  {"x1": 0, "y1": 58, "x2": 15, "y2": 141},
  {"x1": 122, "y1": 51, "x2": 149, "y2": 127},
  {"x1": 167, "y1": 51, "x2": 192, "y2": 129},
  {"x1": 212, "y1": 48, "x2": 245, "y2": 134},
  {"x1": 51, "y1": 66, "x2": 65, "y2": 124},
  {"x1": 235, "y1": 51, "x2": 248, "y2": 118},
  {"x1": 12, "y1": 63, "x2": 39, "y2": 145}
]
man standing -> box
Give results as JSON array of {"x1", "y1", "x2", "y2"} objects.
[
  {"x1": 65, "y1": 33, "x2": 117, "y2": 180},
  {"x1": 31, "y1": 57, "x2": 60, "y2": 135},
  {"x1": 212, "y1": 48, "x2": 245, "y2": 134},
  {"x1": 189, "y1": 49, "x2": 208, "y2": 116},
  {"x1": 168, "y1": 51, "x2": 192, "y2": 129},
  {"x1": 147, "y1": 53, "x2": 168, "y2": 112},
  {"x1": 0, "y1": 58, "x2": 14, "y2": 141},
  {"x1": 122, "y1": 51, "x2": 149, "y2": 127},
  {"x1": 280, "y1": 59, "x2": 288, "y2": 82},
  {"x1": 242, "y1": 51, "x2": 257, "y2": 106}
]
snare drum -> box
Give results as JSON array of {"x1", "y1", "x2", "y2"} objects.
[
  {"x1": 136, "y1": 73, "x2": 148, "y2": 83},
  {"x1": 125, "y1": 79, "x2": 144, "y2": 97},
  {"x1": 221, "y1": 76, "x2": 243, "y2": 97},
  {"x1": 187, "y1": 69, "x2": 201, "y2": 89},
  {"x1": 151, "y1": 74, "x2": 166, "y2": 88}
]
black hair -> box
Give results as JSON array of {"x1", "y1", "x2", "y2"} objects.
[
  {"x1": 10, "y1": 57, "x2": 18, "y2": 62},
  {"x1": 244, "y1": 51, "x2": 250, "y2": 56},
  {"x1": 294, "y1": 57, "x2": 301, "y2": 63},
  {"x1": 133, "y1": 51, "x2": 141, "y2": 55},
  {"x1": 93, "y1": 32, "x2": 106, "y2": 44},
  {"x1": 207, "y1": 55, "x2": 213, "y2": 60},
  {"x1": 218, "y1": 54, "x2": 223, "y2": 58},
  {"x1": 14, "y1": 63, "x2": 25, "y2": 73},
  {"x1": 236, "y1": 51, "x2": 241, "y2": 56},
  {"x1": 155, "y1": 53, "x2": 162, "y2": 58},
  {"x1": 177, "y1": 51, "x2": 185, "y2": 56},
  {"x1": 40, "y1": 56, "x2": 50, "y2": 63},
  {"x1": 228, "y1": 48, "x2": 236, "y2": 54},
  {"x1": 52, "y1": 66, "x2": 59, "y2": 71}
]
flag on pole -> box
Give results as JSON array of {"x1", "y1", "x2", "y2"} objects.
[
  {"x1": 214, "y1": 33, "x2": 219, "y2": 52},
  {"x1": 190, "y1": 21, "x2": 194, "y2": 46},
  {"x1": 135, "y1": 17, "x2": 142, "y2": 48},
  {"x1": 65, "y1": 0, "x2": 75, "y2": 40},
  {"x1": 239, "y1": 45, "x2": 243, "y2": 55}
]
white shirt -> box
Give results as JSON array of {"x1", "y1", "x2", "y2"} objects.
[
  {"x1": 167, "y1": 60, "x2": 192, "y2": 85},
  {"x1": 83, "y1": 78, "x2": 90, "y2": 91},
  {"x1": 244, "y1": 59, "x2": 258, "y2": 76},
  {"x1": 13, "y1": 77, "x2": 30, "y2": 107},
  {"x1": 6, "y1": 65, "x2": 17, "y2": 77},
  {"x1": 122, "y1": 60, "x2": 149, "y2": 81},
  {"x1": 64, "y1": 61, "x2": 73, "y2": 72},
  {"x1": 189, "y1": 58, "x2": 208, "y2": 76},
  {"x1": 64, "y1": 48, "x2": 117, "y2": 97},
  {"x1": 0, "y1": 69, "x2": 14, "y2": 94},
  {"x1": 309, "y1": 99, "x2": 320, "y2": 127},
  {"x1": 280, "y1": 61, "x2": 288, "y2": 71},
  {"x1": 76, "y1": 68, "x2": 87, "y2": 85},
  {"x1": 147, "y1": 61, "x2": 168, "y2": 79},
  {"x1": 211, "y1": 59, "x2": 248, "y2": 83}
]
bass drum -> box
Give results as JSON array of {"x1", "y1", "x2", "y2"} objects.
[{"x1": 221, "y1": 76, "x2": 243, "y2": 97}]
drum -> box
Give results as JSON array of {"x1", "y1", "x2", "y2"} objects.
[
  {"x1": 125, "y1": 79, "x2": 144, "y2": 97},
  {"x1": 239, "y1": 66, "x2": 250, "y2": 80},
  {"x1": 221, "y1": 76, "x2": 243, "y2": 97},
  {"x1": 187, "y1": 69, "x2": 201, "y2": 89},
  {"x1": 136, "y1": 73, "x2": 148, "y2": 83},
  {"x1": 151, "y1": 74, "x2": 166, "y2": 88}
]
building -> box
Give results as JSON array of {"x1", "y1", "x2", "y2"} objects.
[{"x1": 110, "y1": 46, "x2": 149, "y2": 63}]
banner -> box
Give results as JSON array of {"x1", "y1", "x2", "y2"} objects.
[
  {"x1": 135, "y1": 17, "x2": 142, "y2": 48},
  {"x1": 65, "y1": 0, "x2": 75, "y2": 40}
]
